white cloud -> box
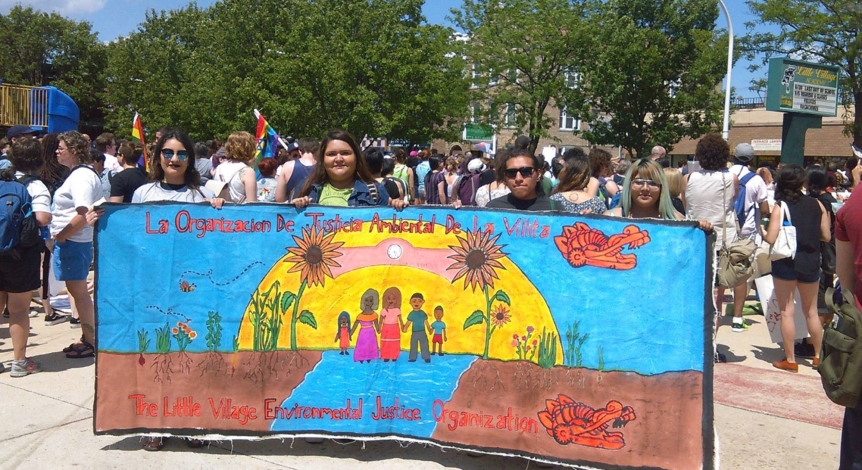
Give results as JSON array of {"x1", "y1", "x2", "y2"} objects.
[{"x1": 0, "y1": 0, "x2": 106, "y2": 16}]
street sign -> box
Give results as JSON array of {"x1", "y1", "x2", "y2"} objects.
[
  {"x1": 766, "y1": 58, "x2": 840, "y2": 117},
  {"x1": 750, "y1": 139, "x2": 782, "y2": 151},
  {"x1": 463, "y1": 123, "x2": 494, "y2": 141}
]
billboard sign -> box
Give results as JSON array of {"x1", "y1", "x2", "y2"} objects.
[{"x1": 766, "y1": 58, "x2": 840, "y2": 117}]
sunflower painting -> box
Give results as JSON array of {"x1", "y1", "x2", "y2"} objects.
[
  {"x1": 448, "y1": 229, "x2": 512, "y2": 359},
  {"x1": 282, "y1": 225, "x2": 345, "y2": 350}
]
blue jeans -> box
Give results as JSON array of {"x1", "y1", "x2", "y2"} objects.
[{"x1": 842, "y1": 403, "x2": 862, "y2": 469}]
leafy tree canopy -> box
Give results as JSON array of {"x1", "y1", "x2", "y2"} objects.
[
  {"x1": 0, "y1": 6, "x2": 107, "y2": 124},
  {"x1": 743, "y1": 0, "x2": 862, "y2": 146}
]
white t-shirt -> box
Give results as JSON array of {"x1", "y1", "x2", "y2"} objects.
[
  {"x1": 132, "y1": 182, "x2": 215, "y2": 203},
  {"x1": 50, "y1": 165, "x2": 102, "y2": 243},
  {"x1": 104, "y1": 153, "x2": 122, "y2": 173},
  {"x1": 729, "y1": 164, "x2": 768, "y2": 236},
  {"x1": 213, "y1": 160, "x2": 251, "y2": 203},
  {"x1": 14, "y1": 171, "x2": 51, "y2": 214},
  {"x1": 257, "y1": 177, "x2": 278, "y2": 202}
]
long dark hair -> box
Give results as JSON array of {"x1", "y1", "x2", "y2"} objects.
[
  {"x1": 552, "y1": 158, "x2": 591, "y2": 193},
  {"x1": 151, "y1": 129, "x2": 201, "y2": 188},
  {"x1": 774, "y1": 163, "x2": 805, "y2": 203},
  {"x1": 299, "y1": 129, "x2": 374, "y2": 197},
  {"x1": 39, "y1": 133, "x2": 68, "y2": 191}
]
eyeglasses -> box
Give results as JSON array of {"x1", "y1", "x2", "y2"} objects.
[
  {"x1": 161, "y1": 149, "x2": 189, "y2": 161},
  {"x1": 631, "y1": 179, "x2": 661, "y2": 189},
  {"x1": 504, "y1": 166, "x2": 534, "y2": 179}
]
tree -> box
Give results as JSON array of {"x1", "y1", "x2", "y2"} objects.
[
  {"x1": 104, "y1": 5, "x2": 207, "y2": 136},
  {"x1": 105, "y1": 0, "x2": 469, "y2": 142},
  {"x1": 0, "y1": 6, "x2": 107, "y2": 124},
  {"x1": 451, "y1": 0, "x2": 590, "y2": 154},
  {"x1": 566, "y1": 0, "x2": 729, "y2": 157},
  {"x1": 743, "y1": 0, "x2": 862, "y2": 146}
]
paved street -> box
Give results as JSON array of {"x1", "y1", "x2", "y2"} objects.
[{"x1": 0, "y1": 300, "x2": 843, "y2": 469}]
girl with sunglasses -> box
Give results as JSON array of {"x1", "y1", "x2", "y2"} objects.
[{"x1": 132, "y1": 130, "x2": 224, "y2": 208}]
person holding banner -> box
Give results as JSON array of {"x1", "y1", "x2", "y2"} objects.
[
  {"x1": 132, "y1": 130, "x2": 224, "y2": 208},
  {"x1": 290, "y1": 130, "x2": 407, "y2": 210},
  {"x1": 762, "y1": 164, "x2": 830, "y2": 373}
]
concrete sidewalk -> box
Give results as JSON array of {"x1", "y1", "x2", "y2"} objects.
[{"x1": 0, "y1": 302, "x2": 843, "y2": 469}]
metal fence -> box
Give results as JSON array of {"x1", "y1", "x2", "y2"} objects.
[{"x1": 0, "y1": 84, "x2": 48, "y2": 128}]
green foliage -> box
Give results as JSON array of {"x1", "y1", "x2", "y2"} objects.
[
  {"x1": 137, "y1": 329, "x2": 150, "y2": 354},
  {"x1": 537, "y1": 327, "x2": 557, "y2": 369},
  {"x1": 104, "y1": 0, "x2": 469, "y2": 142},
  {"x1": 567, "y1": 0, "x2": 729, "y2": 156},
  {"x1": 298, "y1": 310, "x2": 318, "y2": 329},
  {"x1": 155, "y1": 324, "x2": 172, "y2": 354},
  {"x1": 597, "y1": 344, "x2": 605, "y2": 372},
  {"x1": 452, "y1": 0, "x2": 590, "y2": 153},
  {"x1": 464, "y1": 310, "x2": 485, "y2": 329},
  {"x1": 250, "y1": 281, "x2": 291, "y2": 352},
  {"x1": 513, "y1": 326, "x2": 537, "y2": 362},
  {"x1": 172, "y1": 322, "x2": 195, "y2": 352},
  {"x1": 205, "y1": 311, "x2": 223, "y2": 352},
  {"x1": 493, "y1": 289, "x2": 511, "y2": 305},
  {"x1": 742, "y1": 0, "x2": 862, "y2": 145},
  {"x1": 0, "y1": 6, "x2": 107, "y2": 123},
  {"x1": 232, "y1": 334, "x2": 240, "y2": 352},
  {"x1": 564, "y1": 321, "x2": 589, "y2": 368}
]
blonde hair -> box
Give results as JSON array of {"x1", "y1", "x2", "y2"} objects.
[
  {"x1": 663, "y1": 168, "x2": 683, "y2": 198},
  {"x1": 225, "y1": 131, "x2": 256, "y2": 163}
]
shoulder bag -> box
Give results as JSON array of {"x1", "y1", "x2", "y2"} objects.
[
  {"x1": 716, "y1": 171, "x2": 756, "y2": 288},
  {"x1": 766, "y1": 201, "x2": 796, "y2": 261}
]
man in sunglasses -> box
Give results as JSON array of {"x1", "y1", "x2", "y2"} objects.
[{"x1": 486, "y1": 149, "x2": 552, "y2": 211}]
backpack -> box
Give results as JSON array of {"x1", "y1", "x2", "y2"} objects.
[
  {"x1": 733, "y1": 170, "x2": 756, "y2": 227},
  {"x1": 453, "y1": 172, "x2": 482, "y2": 206},
  {"x1": 819, "y1": 286, "x2": 862, "y2": 408},
  {"x1": 597, "y1": 177, "x2": 620, "y2": 210},
  {"x1": 0, "y1": 178, "x2": 41, "y2": 259}
]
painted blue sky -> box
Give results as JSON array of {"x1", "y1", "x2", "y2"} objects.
[{"x1": 2, "y1": 0, "x2": 769, "y2": 97}]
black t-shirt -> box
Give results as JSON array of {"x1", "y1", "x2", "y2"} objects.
[
  {"x1": 486, "y1": 194, "x2": 553, "y2": 211},
  {"x1": 479, "y1": 168, "x2": 496, "y2": 186},
  {"x1": 382, "y1": 177, "x2": 404, "y2": 200},
  {"x1": 110, "y1": 167, "x2": 149, "y2": 202}
]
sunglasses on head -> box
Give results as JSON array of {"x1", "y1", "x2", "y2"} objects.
[
  {"x1": 504, "y1": 166, "x2": 534, "y2": 179},
  {"x1": 161, "y1": 149, "x2": 189, "y2": 161}
]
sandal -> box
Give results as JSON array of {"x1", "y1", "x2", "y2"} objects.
[
  {"x1": 65, "y1": 340, "x2": 95, "y2": 359},
  {"x1": 141, "y1": 437, "x2": 165, "y2": 451},
  {"x1": 63, "y1": 336, "x2": 86, "y2": 353}
]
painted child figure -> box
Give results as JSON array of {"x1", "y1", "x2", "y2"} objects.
[
  {"x1": 430, "y1": 306, "x2": 447, "y2": 356},
  {"x1": 334, "y1": 311, "x2": 352, "y2": 355},
  {"x1": 402, "y1": 293, "x2": 432, "y2": 363}
]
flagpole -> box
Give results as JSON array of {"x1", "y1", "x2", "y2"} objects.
[{"x1": 254, "y1": 109, "x2": 289, "y2": 150}]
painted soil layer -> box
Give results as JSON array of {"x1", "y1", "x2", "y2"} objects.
[
  {"x1": 95, "y1": 351, "x2": 322, "y2": 433},
  {"x1": 430, "y1": 360, "x2": 705, "y2": 470}
]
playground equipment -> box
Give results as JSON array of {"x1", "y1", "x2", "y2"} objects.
[{"x1": 0, "y1": 81, "x2": 79, "y2": 133}]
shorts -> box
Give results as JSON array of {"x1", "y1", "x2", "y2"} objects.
[
  {"x1": 771, "y1": 258, "x2": 819, "y2": 283},
  {"x1": 0, "y1": 244, "x2": 41, "y2": 293},
  {"x1": 433, "y1": 334, "x2": 443, "y2": 344},
  {"x1": 53, "y1": 240, "x2": 93, "y2": 282}
]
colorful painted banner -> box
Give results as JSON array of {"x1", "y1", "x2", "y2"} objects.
[{"x1": 93, "y1": 204, "x2": 715, "y2": 470}]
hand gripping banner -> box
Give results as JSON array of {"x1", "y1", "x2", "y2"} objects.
[{"x1": 93, "y1": 203, "x2": 715, "y2": 469}]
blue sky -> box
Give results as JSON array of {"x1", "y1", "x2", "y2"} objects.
[{"x1": 2, "y1": 0, "x2": 766, "y2": 97}]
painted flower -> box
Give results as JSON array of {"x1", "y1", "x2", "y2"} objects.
[
  {"x1": 532, "y1": 339, "x2": 538, "y2": 346},
  {"x1": 491, "y1": 304, "x2": 511, "y2": 328},
  {"x1": 283, "y1": 225, "x2": 345, "y2": 287},
  {"x1": 512, "y1": 333, "x2": 519, "y2": 340},
  {"x1": 171, "y1": 327, "x2": 179, "y2": 335},
  {"x1": 446, "y1": 229, "x2": 507, "y2": 292},
  {"x1": 526, "y1": 326, "x2": 534, "y2": 334},
  {"x1": 511, "y1": 339, "x2": 518, "y2": 347},
  {"x1": 189, "y1": 332, "x2": 197, "y2": 339}
]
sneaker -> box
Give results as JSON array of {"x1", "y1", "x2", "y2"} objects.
[
  {"x1": 10, "y1": 358, "x2": 42, "y2": 377},
  {"x1": 69, "y1": 317, "x2": 81, "y2": 329},
  {"x1": 714, "y1": 352, "x2": 727, "y2": 363},
  {"x1": 731, "y1": 318, "x2": 746, "y2": 332},
  {"x1": 2, "y1": 308, "x2": 8, "y2": 319},
  {"x1": 0, "y1": 362, "x2": 5, "y2": 374},
  {"x1": 28, "y1": 310, "x2": 38, "y2": 318},
  {"x1": 45, "y1": 312, "x2": 69, "y2": 326},
  {"x1": 794, "y1": 342, "x2": 816, "y2": 358}
]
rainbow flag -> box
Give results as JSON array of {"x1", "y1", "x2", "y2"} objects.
[
  {"x1": 254, "y1": 112, "x2": 279, "y2": 163},
  {"x1": 131, "y1": 113, "x2": 148, "y2": 171}
]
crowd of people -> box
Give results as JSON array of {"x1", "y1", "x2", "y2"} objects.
[{"x1": 0, "y1": 124, "x2": 859, "y2": 466}]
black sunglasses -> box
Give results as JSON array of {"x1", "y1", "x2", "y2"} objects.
[
  {"x1": 504, "y1": 166, "x2": 535, "y2": 179},
  {"x1": 161, "y1": 149, "x2": 189, "y2": 161}
]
